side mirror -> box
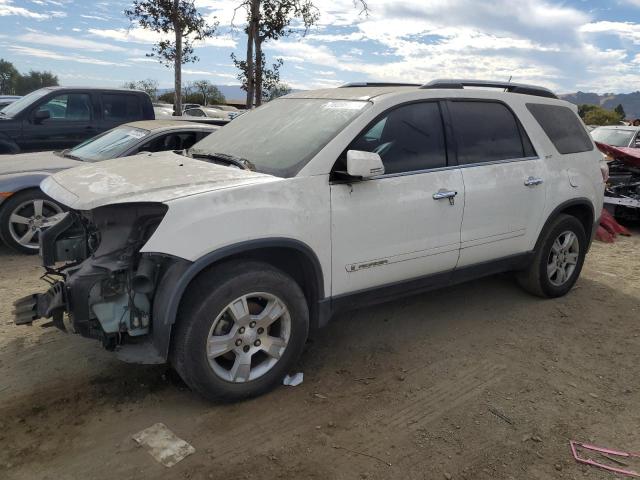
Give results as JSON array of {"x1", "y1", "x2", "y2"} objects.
[
  {"x1": 34, "y1": 109, "x2": 50, "y2": 124},
  {"x1": 346, "y1": 150, "x2": 385, "y2": 179}
]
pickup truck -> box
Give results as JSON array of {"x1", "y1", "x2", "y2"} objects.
[{"x1": 0, "y1": 87, "x2": 154, "y2": 154}]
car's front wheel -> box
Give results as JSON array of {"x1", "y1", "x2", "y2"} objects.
[
  {"x1": 0, "y1": 190, "x2": 64, "y2": 254},
  {"x1": 172, "y1": 260, "x2": 309, "y2": 402},
  {"x1": 517, "y1": 214, "x2": 587, "y2": 298}
]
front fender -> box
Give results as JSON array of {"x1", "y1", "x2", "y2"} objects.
[
  {"x1": 149, "y1": 237, "x2": 326, "y2": 360},
  {"x1": 0, "y1": 173, "x2": 50, "y2": 207}
]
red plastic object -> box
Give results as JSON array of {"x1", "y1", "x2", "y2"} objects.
[
  {"x1": 600, "y1": 209, "x2": 632, "y2": 236},
  {"x1": 596, "y1": 225, "x2": 615, "y2": 243},
  {"x1": 570, "y1": 440, "x2": 640, "y2": 477}
]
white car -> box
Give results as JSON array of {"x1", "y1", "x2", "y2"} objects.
[
  {"x1": 15, "y1": 80, "x2": 605, "y2": 402},
  {"x1": 591, "y1": 125, "x2": 640, "y2": 148}
]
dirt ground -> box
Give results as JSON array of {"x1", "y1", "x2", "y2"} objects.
[{"x1": 1, "y1": 230, "x2": 639, "y2": 480}]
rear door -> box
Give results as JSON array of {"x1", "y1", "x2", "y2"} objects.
[
  {"x1": 21, "y1": 91, "x2": 95, "y2": 151},
  {"x1": 330, "y1": 101, "x2": 465, "y2": 297},
  {"x1": 447, "y1": 100, "x2": 547, "y2": 267}
]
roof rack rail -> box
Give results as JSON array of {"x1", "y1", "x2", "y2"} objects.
[
  {"x1": 339, "y1": 82, "x2": 422, "y2": 88},
  {"x1": 420, "y1": 79, "x2": 558, "y2": 99}
]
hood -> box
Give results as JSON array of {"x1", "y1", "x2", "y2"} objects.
[
  {"x1": 0, "y1": 151, "x2": 79, "y2": 175},
  {"x1": 41, "y1": 150, "x2": 280, "y2": 210}
]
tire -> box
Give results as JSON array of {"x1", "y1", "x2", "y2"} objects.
[
  {"x1": 0, "y1": 189, "x2": 64, "y2": 254},
  {"x1": 171, "y1": 260, "x2": 309, "y2": 402},
  {"x1": 517, "y1": 214, "x2": 587, "y2": 298}
]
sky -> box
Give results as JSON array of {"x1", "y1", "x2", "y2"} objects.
[{"x1": 0, "y1": 0, "x2": 639, "y2": 95}]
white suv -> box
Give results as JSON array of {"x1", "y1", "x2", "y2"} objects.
[{"x1": 15, "y1": 80, "x2": 605, "y2": 401}]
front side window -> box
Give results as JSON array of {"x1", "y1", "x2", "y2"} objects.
[
  {"x1": 449, "y1": 101, "x2": 534, "y2": 165},
  {"x1": 102, "y1": 94, "x2": 142, "y2": 121},
  {"x1": 39, "y1": 93, "x2": 92, "y2": 121},
  {"x1": 526, "y1": 103, "x2": 593, "y2": 154},
  {"x1": 190, "y1": 98, "x2": 370, "y2": 177},
  {"x1": 348, "y1": 102, "x2": 447, "y2": 174}
]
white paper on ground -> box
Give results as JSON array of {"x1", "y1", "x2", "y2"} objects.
[
  {"x1": 283, "y1": 372, "x2": 304, "y2": 386},
  {"x1": 132, "y1": 423, "x2": 196, "y2": 467}
]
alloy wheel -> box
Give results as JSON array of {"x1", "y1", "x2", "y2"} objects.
[
  {"x1": 8, "y1": 198, "x2": 64, "y2": 250},
  {"x1": 547, "y1": 230, "x2": 580, "y2": 287},
  {"x1": 206, "y1": 292, "x2": 291, "y2": 383}
]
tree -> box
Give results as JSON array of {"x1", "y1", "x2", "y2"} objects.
[
  {"x1": 268, "y1": 82, "x2": 292, "y2": 100},
  {"x1": 231, "y1": 52, "x2": 283, "y2": 103},
  {"x1": 232, "y1": 0, "x2": 318, "y2": 108},
  {"x1": 614, "y1": 103, "x2": 626, "y2": 121},
  {"x1": 233, "y1": 1, "x2": 368, "y2": 109},
  {"x1": 122, "y1": 78, "x2": 159, "y2": 99},
  {"x1": 192, "y1": 79, "x2": 225, "y2": 105},
  {"x1": 0, "y1": 59, "x2": 19, "y2": 95},
  {"x1": 125, "y1": 0, "x2": 218, "y2": 115},
  {"x1": 582, "y1": 105, "x2": 622, "y2": 126},
  {"x1": 14, "y1": 70, "x2": 58, "y2": 95}
]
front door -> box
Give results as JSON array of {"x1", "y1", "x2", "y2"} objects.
[
  {"x1": 446, "y1": 100, "x2": 547, "y2": 267},
  {"x1": 22, "y1": 92, "x2": 95, "y2": 152},
  {"x1": 330, "y1": 101, "x2": 465, "y2": 296}
]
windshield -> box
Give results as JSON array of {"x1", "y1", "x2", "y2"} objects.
[
  {"x1": 68, "y1": 125, "x2": 149, "y2": 162},
  {"x1": 189, "y1": 98, "x2": 370, "y2": 177},
  {"x1": 0, "y1": 89, "x2": 50, "y2": 117},
  {"x1": 591, "y1": 128, "x2": 636, "y2": 147}
]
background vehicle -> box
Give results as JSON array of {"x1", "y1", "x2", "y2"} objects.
[
  {"x1": 0, "y1": 95, "x2": 21, "y2": 110},
  {"x1": 209, "y1": 104, "x2": 243, "y2": 120},
  {"x1": 0, "y1": 87, "x2": 154, "y2": 154},
  {"x1": 591, "y1": 126, "x2": 640, "y2": 148},
  {"x1": 16, "y1": 80, "x2": 604, "y2": 402},
  {"x1": 0, "y1": 120, "x2": 218, "y2": 253},
  {"x1": 184, "y1": 106, "x2": 228, "y2": 120}
]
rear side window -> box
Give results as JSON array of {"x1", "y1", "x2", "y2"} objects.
[
  {"x1": 102, "y1": 94, "x2": 143, "y2": 121},
  {"x1": 526, "y1": 103, "x2": 593, "y2": 154},
  {"x1": 449, "y1": 101, "x2": 535, "y2": 165}
]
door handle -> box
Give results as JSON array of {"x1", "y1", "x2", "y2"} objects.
[
  {"x1": 524, "y1": 176, "x2": 544, "y2": 187},
  {"x1": 433, "y1": 189, "x2": 457, "y2": 205}
]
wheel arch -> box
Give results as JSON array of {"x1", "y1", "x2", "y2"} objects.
[
  {"x1": 151, "y1": 238, "x2": 326, "y2": 361},
  {"x1": 534, "y1": 198, "x2": 596, "y2": 253}
]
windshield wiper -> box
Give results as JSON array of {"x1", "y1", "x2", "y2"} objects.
[
  {"x1": 61, "y1": 149, "x2": 83, "y2": 161},
  {"x1": 190, "y1": 152, "x2": 256, "y2": 171}
]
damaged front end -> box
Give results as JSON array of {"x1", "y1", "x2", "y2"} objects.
[{"x1": 13, "y1": 203, "x2": 175, "y2": 360}]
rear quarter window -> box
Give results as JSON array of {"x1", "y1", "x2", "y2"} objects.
[
  {"x1": 526, "y1": 103, "x2": 593, "y2": 154},
  {"x1": 102, "y1": 93, "x2": 143, "y2": 121}
]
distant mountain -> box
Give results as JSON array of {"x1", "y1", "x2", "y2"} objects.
[{"x1": 560, "y1": 91, "x2": 640, "y2": 120}]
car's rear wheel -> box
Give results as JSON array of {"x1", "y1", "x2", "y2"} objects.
[
  {"x1": 0, "y1": 190, "x2": 64, "y2": 254},
  {"x1": 172, "y1": 260, "x2": 309, "y2": 402},
  {"x1": 517, "y1": 214, "x2": 587, "y2": 298}
]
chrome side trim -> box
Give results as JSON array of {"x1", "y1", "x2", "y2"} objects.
[{"x1": 364, "y1": 156, "x2": 541, "y2": 181}]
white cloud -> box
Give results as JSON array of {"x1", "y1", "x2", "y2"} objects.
[
  {"x1": 80, "y1": 14, "x2": 109, "y2": 21},
  {"x1": 0, "y1": 0, "x2": 48, "y2": 19},
  {"x1": 580, "y1": 21, "x2": 640, "y2": 44},
  {"x1": 17, "y1": 31, "x2": 126, "y2": 52},
  {"x1": 8, "y1": 45, "x2": 129, "y2": 66},
  {"x1": 87, "y1": 26, "x2": 237, "y2": 49}
]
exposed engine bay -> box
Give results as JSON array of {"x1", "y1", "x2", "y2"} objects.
[
  {"x1": 14, "y1": 203, "x2": 170, "y2": 351},
  {"x1": 596, "y1": 141, "x2": 640, "y2": 221}
]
